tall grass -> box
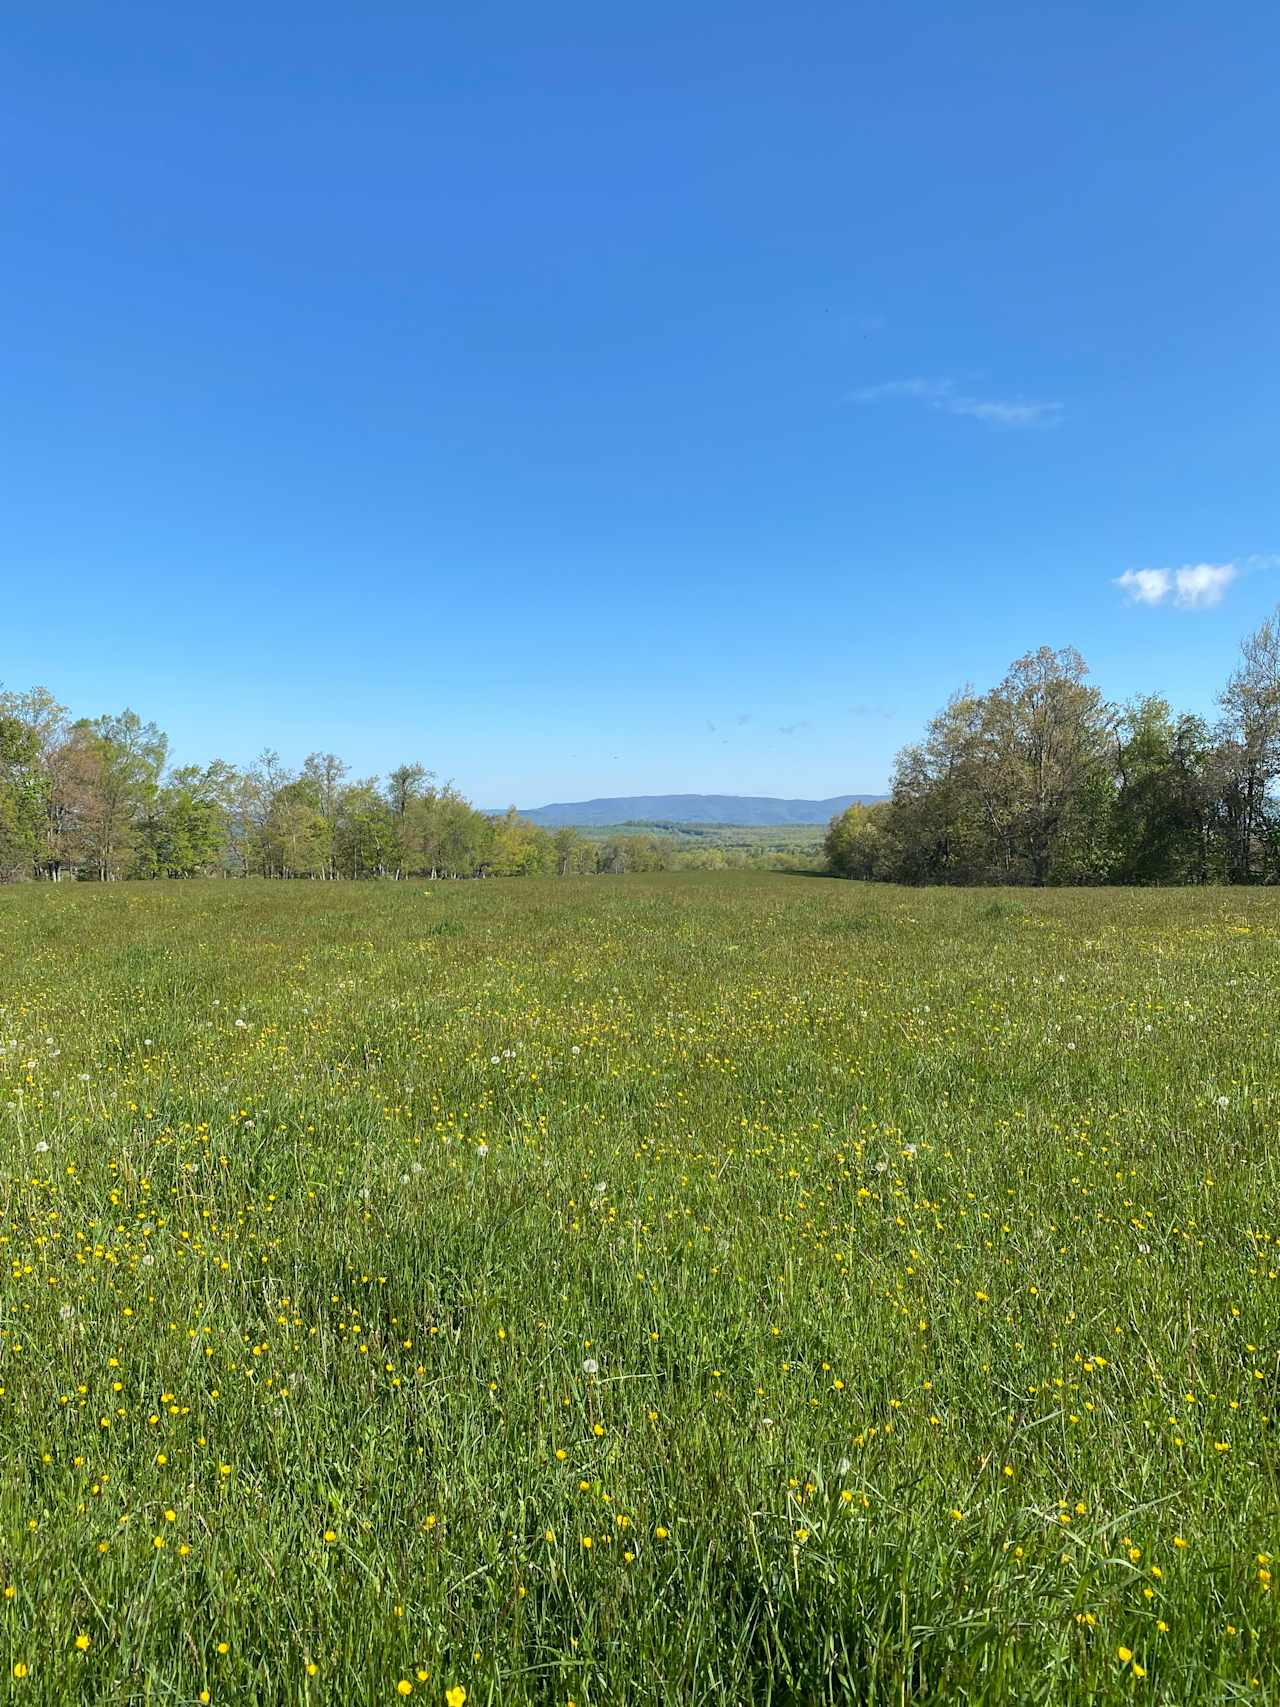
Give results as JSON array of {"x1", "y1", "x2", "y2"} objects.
[{"x1": 0, "y1": 873, "x2": 1276, "y2": 1703}]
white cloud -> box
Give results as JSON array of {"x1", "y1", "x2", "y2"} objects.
[
  {"x1": 1115, "y1": 568, "x2": 1173, "y2": 606},
  {"x1": 1115, "y1": 562, "x2": 1237, "y2": 610},
  {"x1": 847, "y1": 377, "x2": 1060, "y2": 427},
  {"x1": 1174, "y1": 563, "x2": 1236, "y2": 608}
]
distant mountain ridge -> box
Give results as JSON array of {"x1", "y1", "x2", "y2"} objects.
[{"x1": 493, "y1": 794, "x2": 885, "y2": 828}]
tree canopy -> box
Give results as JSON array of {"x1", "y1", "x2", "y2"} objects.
[
  {"x1": 0, "y1": 695, "x2": 805, "y2": 883},
  {"x1": 827, "y1": 610, "x2": 1280, "y2": 886}
]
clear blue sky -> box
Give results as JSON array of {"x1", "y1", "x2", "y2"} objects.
[{"x1": 5, "y1": 2, "x2": 1278, "y2": 804}]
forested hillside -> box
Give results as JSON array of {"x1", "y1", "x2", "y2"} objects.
[{"x1": 511, "y1": 793, "x2": 880, "y2": 826}]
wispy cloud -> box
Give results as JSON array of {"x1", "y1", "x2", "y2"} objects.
[
  {"x1": 947, "y1": 396, "x2": 1059, "y2": 426},
  {"x1": 777, "y1": 720, "x2": 812, "y2": 737},
  {"x1": 1115, "y1": 562, "x2": 1238, "y2": 610},
  {"x1": 847, "y1": 377, "x2": 1061, "y2": 428}
]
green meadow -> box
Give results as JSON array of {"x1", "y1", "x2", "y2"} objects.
[{"x1": 1, "y1": 873, "x2": 1277, "y2": 1704}]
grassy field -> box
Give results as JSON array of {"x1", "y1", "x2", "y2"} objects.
[
  {"x1": 575, "y1": 822, "x2": 826, "y2": 859},
  {"x1": 1, "y1": 873, "x2": 1277, "y2": 1705}
]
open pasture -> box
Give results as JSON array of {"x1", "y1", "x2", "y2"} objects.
[{"x1": 0, "y1": 873, "x2": 1277, "y2": 1703}]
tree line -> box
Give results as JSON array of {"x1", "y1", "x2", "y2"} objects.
[
  {"x1": 826, "y1": 605, "x2": 1280, "y2": 886},
  {"x1": 0, "y1": 686, "x2": 799, "y2": 883}
]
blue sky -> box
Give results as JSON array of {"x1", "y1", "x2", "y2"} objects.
[{"x1": 5, "y1": 2, "x2": 1278, "y2": 804}]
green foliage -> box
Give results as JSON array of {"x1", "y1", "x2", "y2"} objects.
[
  {"x1": 0, "y1": 691, "x2": 828, "y2": 889},
  {"x1": 10, "y1": 597, "x2": 1280, "y2": 895},
  {"x1": 831, "y1": 611, "x2": 1280, "y2": 887},
  {"x1": 0, "y1": 710, "x2": 42, "y2": 878},
  {"x1": 573, "y1": 823, "x2": 825, "y2": 873},
  {"x1": 1108, "y1": 700, "x2": 1211, "y2": 885},
  {"x1": 489, "y1": 806, "x2": 556, "y2": 876},
  {"x1": 0, "y1": 873, "x2": 1276, "y2": 1703},
  {"x1": 824, "y1": 801, "x2": 887, "y2": 878}
]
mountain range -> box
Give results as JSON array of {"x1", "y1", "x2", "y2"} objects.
[{"x1": 491, "y1": 794, "x2": 885, "y2": 828}]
